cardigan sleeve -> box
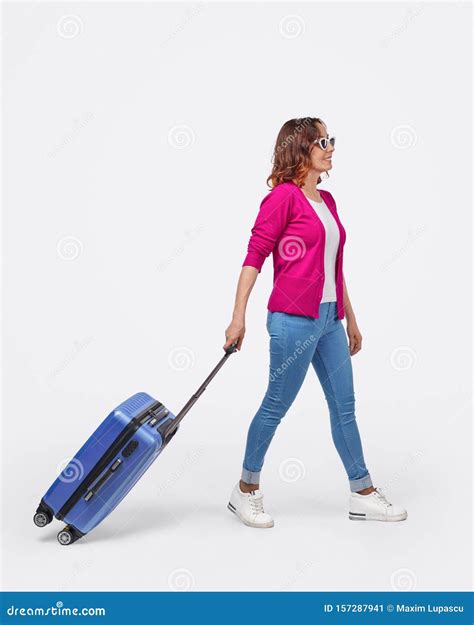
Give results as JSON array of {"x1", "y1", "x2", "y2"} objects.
[{"x1": 242, "y1": 185, "x2": 292, "y2": 273}]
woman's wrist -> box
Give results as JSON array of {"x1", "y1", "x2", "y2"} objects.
[
  {"x1": 345, "y1": 310, "x2": 356, "y2": 324},
  {"x1": 232, "y1": 309, "x2": 245, "y2": 322}
]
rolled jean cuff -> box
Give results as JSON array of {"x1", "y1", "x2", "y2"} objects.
[
  {"x1": 349, "y1": 473, "x2": 373, "y2": 493},
  {"x1": 241, "y1": 467, "x2": 261, "y2": 484}
]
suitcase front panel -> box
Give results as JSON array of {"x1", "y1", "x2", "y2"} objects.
[
  {"x1": 42, "y1": 392, "x2": 160, "y2": 517},
  {"x1": 63, "y1": 409, "x2": 178, "y2": 534}
]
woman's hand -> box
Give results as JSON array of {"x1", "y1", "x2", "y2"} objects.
[
  {"x1": 346, "y1": 319, "x2": 362, "y2": 356},
  {"x1": 224, "y1": 316, "x2": 246, "y2": 351}
]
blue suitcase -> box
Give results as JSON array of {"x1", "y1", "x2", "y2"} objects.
[{"x1": 34, "y1": 342, "x2": 238, "y2": 545}]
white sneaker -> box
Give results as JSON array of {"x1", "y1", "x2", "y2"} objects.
[
  {"x1": 349, "y1": 487, "x2": 407, "y2": 522},
  {"x1": 227, "y1": 482, "x2": 274, "y2": 528}
]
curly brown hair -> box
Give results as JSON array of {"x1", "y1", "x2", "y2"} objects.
[{"x1": 266, "y1": 117, "x2": 329, "y2": 189}]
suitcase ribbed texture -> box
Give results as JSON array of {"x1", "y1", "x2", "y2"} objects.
[{"x1": 114, "y1": 392, "x2": 154, "y2": 418}]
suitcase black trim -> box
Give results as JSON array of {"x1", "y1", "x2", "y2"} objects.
[
  {"x1": 38, "y1": 498, "x2": 55, "y2": 519},
  {"x1": 56, "y1": 400, "x2": 164, "y2": 521}
]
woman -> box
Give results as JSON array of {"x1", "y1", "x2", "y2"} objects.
[{"x1": 224, "y1": 117, "x2": 407, "y2": 528}]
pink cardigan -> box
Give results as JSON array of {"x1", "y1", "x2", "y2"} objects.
[{"x1": 242, "y1": 181, "x2": 347, "y2": 319}]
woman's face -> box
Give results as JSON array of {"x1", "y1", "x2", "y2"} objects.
[{"x1": 309, "y1": 123, "x2": 334, "y2": 174}]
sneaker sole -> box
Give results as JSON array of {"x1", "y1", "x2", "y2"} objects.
[
  {"x1": 227, "y1": 502, "x2": 274, "y2": 528},
  {"x1": 349, "y1": 511, "x2": 408, "y2": 522}
]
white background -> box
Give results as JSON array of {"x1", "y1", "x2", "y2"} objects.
[{"x1": 1, "y1": 1, "x2": 472, "y2": 592}]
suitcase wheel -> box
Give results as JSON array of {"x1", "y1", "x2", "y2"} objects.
[
  {"x1": 57, "y1": 525, "x2": 82, "y2": 546},
  {"x1": 33, "y1": 510, "x2": 53, "y2": 528}
]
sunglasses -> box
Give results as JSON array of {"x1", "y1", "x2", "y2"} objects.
[{"x1": 312, "y1": 136, "x2": 336, "y2": 150}]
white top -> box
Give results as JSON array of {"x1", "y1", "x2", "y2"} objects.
[{"x1": 306, "y1": 197, "x2": 340, "y2": 303}]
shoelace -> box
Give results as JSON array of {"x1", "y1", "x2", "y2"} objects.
[
  {"x1": 248, "y1": 493, "x2": 265, "y2": 515},
  {"x1": 373, "y1": 488, "x2": 392, "y2": 507}
]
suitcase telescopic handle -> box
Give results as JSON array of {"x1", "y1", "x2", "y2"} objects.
[{"x1": 160, "y1": 341, "x2": 238, "y2": 442}]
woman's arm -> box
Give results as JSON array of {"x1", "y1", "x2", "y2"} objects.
[
  {"x1": 223, "y1": 266, "x2": 259, "y2": 351},
  {"x1": 342, "y1": 273, "x2": 363, "y2": 355},
  {"x1": 224, "y1": 187, "x2": 292, "y2": 352},
  {"x1": 342, "y1": 275, "x2": 355, "y2": 323}
]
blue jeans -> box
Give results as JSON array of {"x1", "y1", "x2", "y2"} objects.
[{"x1": 241, "y1": 301, "x2": 373, "y2": 493}]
